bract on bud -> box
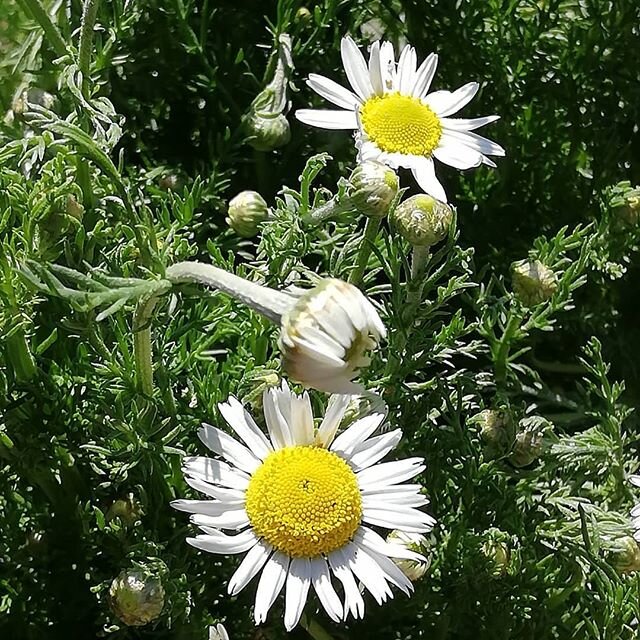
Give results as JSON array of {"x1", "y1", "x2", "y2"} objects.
[
  {"x1": 226, "y1": 191, "x2": 270, "y2": 238},
  {"x1": 109, "y1": 568, "x2": 165, "y2": 626},
  {"x1": 390, "y1": 194, "x2": 454, "y2": 247},
  {"x1": 511, "y1": 259, "x2": 557, "y2": 306},
  {"x1": 347, "y1": 161, "x2": 399, "y2": 218}
]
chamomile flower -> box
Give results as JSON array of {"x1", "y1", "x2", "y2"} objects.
[
  {"x1": 172, "y1": 382, "x2": 435, "y2": 631},
  {"x1": 296, "y1": 35, "x2": 504, "y2": 202}
]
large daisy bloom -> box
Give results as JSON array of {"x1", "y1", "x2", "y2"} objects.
[
  {"x1": 172, "y1": 382, "x2": 435, "y2": 630},
  {"x1": 295, "y1": 35, "x2": 504, "y2": 202}
]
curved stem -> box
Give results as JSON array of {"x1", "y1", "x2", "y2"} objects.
[
  {"x1": 78, "y1": 0, "x2": 101, "y2": 92},
  {"x1": 302, "y1": 195, "x2": 349, "y2": 226},
  {"x1": 165, "y1": 261, "x2": 293, "y2": 323},
  {"x1": 133, "y1": 294, "x2": 160, "y2": 395},
  {"x1": 348, "y1": 217, "x2": 381, "y2": 286},
  {"x1": 494, "y1": 311, "x2": 522, "y2": 385},
  {"x1": 407, "y1": 244, "x2": 431, "y2": 306}
]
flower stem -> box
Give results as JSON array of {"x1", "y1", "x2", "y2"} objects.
[
  {"x1": 494, "y1": 311, "x2": 522, "y2": 385},
  {"x1": 16, "y1": 0, "x2": 68, "y2": 58},
  {"x1": 348, "y1": 217, "x2": 381, "y2": 286},
  {"x1": 165, "y1": 261, "x2": 293, "y2": 323},
  {"x1": 133, "y1": 294, "x2": 160, "y2": 395},
  {"x1": 407, "y1": 244, "x2": 431, "y2": 306},
  {"x1": 302, "y1": 195, "x2": 350, "y2": 226},
  {"x1": 78, "y1": 0, "x2": 101, "y2": 92}
]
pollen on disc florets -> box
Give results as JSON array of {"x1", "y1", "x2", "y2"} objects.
[
  {"x1": 360, "y1": 92, "x2": 442, "y2": 157},
  {"x1": 245, "y1": 445, "x2": 362, "y2": 558}
]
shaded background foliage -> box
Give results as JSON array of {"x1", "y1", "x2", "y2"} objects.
[{"x1": 2, "y1": 0, "x2": 640, "y2": 639}]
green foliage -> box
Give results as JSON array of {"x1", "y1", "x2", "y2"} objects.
[{"x1": 2, "y1": 1, "x2": 640, "y2": 639}]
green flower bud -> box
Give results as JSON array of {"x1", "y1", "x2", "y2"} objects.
[
  {"x1": 244, "y1": 111, "x2": 291, "y2": 151},
  {"x1": 109, "y1": 568, "x2": 165, "y2": 626},
  {"x1": 612, "y1": 183, "x2": 640, "y2": 225},
  {"x1": 469, "y1": 408, "x2": 515, "y2": 459},
  {"x1": 226, "y1": 191, "x2": 270, "y2": 238},
  {"x1": 12, "y1": 87, "x2": 57, "y2": 117},
  {"x1": 295, "y1": 7, "x2": 312, "y2": 23},
  {"x1": 511, "y1": 259, "x2": 557, "y2": 306},
  {"x1": 106, "y1": 493, "x2": 143, "y2": 526},
  {"x1": 610, "y1": 536, "x2": 640, "y2": 574},
  {"x1": 347, "y1": 161, "x2": 399, "y2": 218},
  {"x1": 66, "y1": 194, "x2": 84, "y2": 222},
  {"x1": 390, "y1": 194, "x2": 454, "y2": 247},
  {"x1": 509, "y1": 416, "x2": 552, "y2": 468},
  {"x1": 479, "y1": 528, "x2": 520, "y2": 578}
]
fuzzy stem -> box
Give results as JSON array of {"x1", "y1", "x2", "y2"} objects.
[
  {"x1": 494, "y1": 312, "x2": 522, "y2": 385},
  {"x1": 16, "y1": 0, "x2": 68, "y2": 58},
  {"x1": 302, "y1": 195, "x2": 350, "y2": 226},
  {"x1": 348, "y1": 217, "x2": 381, "y2": 286},
  {"x1": 407, "y1": 244, "x2": 431, "y2": 306},
  {"x1": 132, "y1": 294, "x2": 160, "y2": 396},
  {"x1": 78, "y1": 0, "x2": 101, "y2": 91},
  {"x1": 165, "y1": 261, "x2": 293, "y2": 324}
]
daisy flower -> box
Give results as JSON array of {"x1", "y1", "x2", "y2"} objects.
[
  {"x1": 296, "y1": 35, "x2": 504, "y2": 203},
  {"x1": 172, "y1": 382, "x2": 435, "y2": 630}
]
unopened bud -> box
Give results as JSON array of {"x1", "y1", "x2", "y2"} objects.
[
  {"x1": 295, "y1": 7, "x2": 312, "y2": 23},
  {"x1": 244, "y1": 111, "x2": 291, "y2": 151},
  {"x1": 610, "y1": 536, "x2": 640, "y2": 574},
  {"x1": 469, "y1": 408, "x2": 514, "y2": 459},
  {"x1": 509, "y1": 416, "x2": 552, "y2": 468},
  {"x1": 226, "y1": 191, "x2": 270, "y2": 238},
  {"x1": 479, "y1": 528, "x2": 519, "y2": 578},
  {"x1": 387, "y1": 530, "x2": 430, "y2": 581},
  {"x1": 12, "y1": 87, "x2": 56, "y2": 117},
  {"x1": 66, "y1": 195, "x2": 84, "y2": 222},
  {"x1": 390, "y1": 194, "x2": 454, "y2": 247},
  {"x1": 511, "y1": 259, "x2": 557, "y2": 306},
  {"x1": 612, "y1": 183, "x2": 640, "y2": 226},
  {"x1": 107, "y1": 493, "x2": 143, "y2": 526},
  {"x1": 347, "y1": 161, "x2": 399, "y2": 218},
  {"x1": 109, "y1": 568, "x2": 165, "y2": 626},
  {"x1": 159, "y1": 174, "x2": 182, "y2": 191}
]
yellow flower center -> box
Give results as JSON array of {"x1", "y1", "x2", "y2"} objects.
[
  {"x1": 360, "y1": 92, "x2": 442, "y2": 156},
  {"x1": 245, "y1": 445, "x2": 362, "y2": 558}
]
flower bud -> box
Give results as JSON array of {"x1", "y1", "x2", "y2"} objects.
[
  {"x1": 390, "y1": 194, "x2": 454, "y2": 247},
  {"x1": 347, "y1": 161, "x2": 399, "y2": 218},
  {"x1": 238, "y1": 368, "x2": 281, "y2": 411},
  {"x1": 469, "y1": 408, "x2": 514, "y2": 459},
  {"x1": 109, "y1": 568, "x2": 165, "y2": 626},
  {"x1": 610, "y1": 536, "x2": 640, "y2": 574},
  {"x1": 107, "y1": 493, "x2": 143, "y2": 526},
  {"x1": 159, "y1": 174, "x2": 182, "y2": 191},
  {"x1": 244, "y1": 111, "x2": 291, "y2": 151},
  {"x1": 226, "y1": 191, "x2": 270, "y2": 238},
  {"x1": 387, "y1": 530, "x2": 430, "y2": 582},
  {"x1": 511, "y1": 259, "x2": 557, "y2": 306},
  {"x1": 479, "y1": 528, "x2": 519, "y2": 578},
  {"x1": 209, "y1": 624, "x2": 230, "y2": 640},
  {"x1": 508, "y1": 416, "x2": 552, "y2": 468},
  {"x1": 66, "y1": 194, "x2": 84, "y2": 222},
  {"x1": 295, "y1": 7, "x2": 312, "y2": 23},
  {"x1": 279, "y1": 278, "x2": 386, "y2": 394},
  {"x1": 12, "y1": 87, "x2": 57, "y2": 117}
]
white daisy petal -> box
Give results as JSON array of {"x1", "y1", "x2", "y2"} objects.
[
  {"x1": 315, "y1": 394, "x2": 351, "y2": 447},
  {"x1": 362, "y1": 490, "x2": 429, "y2": 508},
  {"x1": 191, "y1": 509, "x2": 250, "y2": 530},
  {"x1": 182, "y1": 456, "x2": 250, "y2": 489},
  {"x1": 635, "y1": 530, "x2": 640, "y2": 542},
  {"x1": 289, "y1": 391, "x2": 315, "y2": 446},
  {"x1": 254, "y1": 552, "x2": 289, "y2": 625},
  {"x1": 433, "y1": 143, "x2": 483, "y2": 170},
  {"x1": 630, "y1": 475, "x2": 640, "y2": 487},
  {"x1": 368, "y1": 41, "x2": 383, "y2": 95},
  {"x1": 218, "y1": 397, "x2": 274, "y2": 460},
  {"x1": 171, "y1": 499, "x2": 244, "y2": 515},
  {"x1": 327, "y1": 545, "x2": 366, "y2": 619},
  {"x1": 356, "y1": 527, "x2": 426, "y2": 562},
  {"x1": 425, "y1": 81, "x2": 479, "y2": 117},
  {"x1": 440, "y1": 114, "x2": 500, "y2": 131},
  {"x1": 340, "y1": 35, "x2": 374, "y2": 100},
  {"x1": 362, "y1": 505, "x2": 435, "y2": 532},
  {"x1": 378, "y1": 40, "x2": 396, "y2": 91},
  {"x1": 198, "y1": 423, "x2": 261, "y2": 474},
  {"x1": 348, "y1": 543, "x2": 394, "y2": 604},
  {"x1": 285, "y1": 557, "x2": 312, "y2": 631},
  {"x1": 307, "y1": 73, "x2": 361, "y2": 110},
  {"x1": 441, "y1": 129, "x2": 506, "y2": 157},
  {"x1": 396, "y1": 45, "x2": 417, "y2": 94},
  {"x1": 357, "y1": 544, "x2": 414, "y2": 595},
  {"x1": 357, "y1": 457, "x2": 425, "y2": 489},
  {"x1": 331, "y1": 412, "x2": 386, "y2": 456},
  {"x1": 263, "y1": 386, "x2": 293, "y2": 449},
  {"x1": 183, "y1": 475, "x2": 246, "y2": 502},
  {"x1": 482, "y1": 155, "x2": 497, "y2": 168},
  {"x1": 295, "y1": 109, "x2": 358, "y2": 130},
  {"x1": 350, "y1": 429, "x2": 402, "y2": 470},
  {"x1": 187, "y1": 529, "x2": 257, "y2": 554},
  {"x1": 412, "y1": 53, "x2": 438, "y2": 98},
  {"x1": 228, "y1": 541, "x2": 273, "y2": 595},
  {"x1": 411, "y1": 157, "x2": 448, "y2": 202},
  {"x1": 310, "y1": 558, "x2": 343, "y2": 623},
  {"x1": 631, "y1": 504, "x2": 640, "y2": 518}
]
